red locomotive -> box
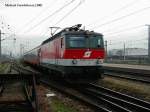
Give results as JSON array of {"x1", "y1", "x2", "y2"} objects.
[{"x1": 23, "y1": 24, "x2": 105, "y2": 82}]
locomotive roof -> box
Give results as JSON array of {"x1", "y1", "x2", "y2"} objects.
[{"x1": 42, "y1": 30, "x2": 103, "y2": 45}]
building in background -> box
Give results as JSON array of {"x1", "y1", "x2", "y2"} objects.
[{"x1": 108, "y1": 48, "x2": 148, "y2": 57}]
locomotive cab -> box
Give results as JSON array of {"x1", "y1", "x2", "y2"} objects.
[
  {"x1": 63, "y1": 31, "x2": 104, "y2": 62},
  {"x1": 60, "y1": 30, "x2": 105, "y2": 82}
]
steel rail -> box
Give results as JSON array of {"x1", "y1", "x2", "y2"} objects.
[
  {"x1": 40, "y1": 79, "x2": 112, "y2": 112},
  {"x1": 13, "y1": 62, "x2": 39, "y2": 112},
  {"x1": 104, "y1": 67, "x2": 150, "y2": 82},
  {"x1": 0, "y1": 61, "x2": 39, "y2": 112},
  {"x1": 11, "y1": 61, "x2": 40, "y2": 75},
  {"x1": 0, "y1": 99, "x2": 33, "y2": 111},
  {"x1": 88, "y1": 83, "x2": 150, "y2": 109},
  {"x1": 104, "y1": 73, "x2": 150, "y2": 83},
  {"x1": 77, "y1": 87, "x2": 132, "y2": 112},
  {"x1": 41, "y1": 79, "x2": 150, "y2": 112},
  {"x1": 85, "y1": 88, "x2": 150, "y2": 112}
]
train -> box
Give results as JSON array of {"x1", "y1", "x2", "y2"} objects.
[{"x1": 23, "y1": 24, "x2": 105, "y2": 82}]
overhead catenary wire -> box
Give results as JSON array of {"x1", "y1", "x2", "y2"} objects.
[
  {"x1": 40, "y1": 28, "x2": 50, "y2": 37},
  {"x1": 103, "y1": 24, "x2": 145, "y2": 35},
  {"x1": 105, "y1": 33, "x2": 148, "y2": 39},
  {"x1": 39, "y1": 0, "x2": 84, "y2": 37},
  {"x1": 53, "y1": 0, "x2": 84, "y2": 26},
  {"x1": 18, "y1": 0, "x2": 58, "y2": 33},
  {"x1": 91, "y1": 6, "x2": 150, "y2": 30},
  {"x1": 5, "y1": 0, "x2": 57, "y2": 46},
  {"x1": 24, "y1": 0, "x2": 76, "y2": 33},
  {"x1": 31, "y1": 0, "x2": 83, "y2": 37},
  {"x1": 87, "y1": 0, "x2": 139, "y2": 27}
]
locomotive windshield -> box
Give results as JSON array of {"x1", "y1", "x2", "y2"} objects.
[
  {"x1": 66, "y1": 34, "x2": 103, "y2": 49},
  {"x1": 89, "y1": 35, "x2": 103, "y2": 48},
  {"x1": 67, "y1": 36, "x2": 86, "y2": 48}
]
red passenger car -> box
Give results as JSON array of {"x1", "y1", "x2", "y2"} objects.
[{"x1": 23, "y1": 24, "x2": 105, "y2": 82}]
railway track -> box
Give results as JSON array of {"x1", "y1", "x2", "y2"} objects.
[
  {"x1": 40, "y1": 78, "x2": 150, "y2": 112},
  {"x1": 40, "y1": 79, "x2": 111, "y2": 112},
  {"x1": 10, "y1": 61, "x2": 40, "y2": 74},
  {"x1": 104, "y1": 67, "x2": 150, "y2": 84},
  {"x1": 0, "y1": 101, "x2": 33, "y2": 112},
  {"x1": 104, "y1": 72, "x2": 150, "y2": 83},
  {"x1": 83, "y1": 83, "x2": 150, "y2": 112},
  {"x1": 0, "y1": 61, "x2": 39, "y2": 112}
]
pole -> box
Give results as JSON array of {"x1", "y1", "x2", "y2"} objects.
[
  {"x1": 123, "y1": 42, "x2": 126, "y2": 61},
  {"x1": 105, "y1": 40, "x2": 107, "y2": 61},
  {"x1": 20, "y1": 44, "x2": 22, "y2": 57},
  {"x1": 148, "y1": 25, "x2": 150, "y2": 63},
  {"x1": 0, "y1": 30, "x2": 1, "y2": 57}
]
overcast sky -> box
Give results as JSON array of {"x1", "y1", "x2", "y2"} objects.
[{"x1": 0, "y1": 0, "x2": 150, "y2": 56}]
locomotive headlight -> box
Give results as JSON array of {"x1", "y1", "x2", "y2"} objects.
[
  {"x1": 72, "y1": 59, "x2": 77, "y2": 64},
  {"x1": 96, "y1": 58, "x2": 104, "y2": 64}
]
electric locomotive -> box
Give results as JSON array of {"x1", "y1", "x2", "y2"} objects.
[{"x1": 23, "y1": 24, "x2": 105, "y2": 82}]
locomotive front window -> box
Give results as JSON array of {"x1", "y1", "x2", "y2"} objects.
[
  {"x1": 67, "y1": 36, "x2": 86, "y2": 48},
  {"x1": 66, "y1": 34, "x2": 103, "y2": 49},
  {"x1": 89, "y1": 36, "x2": 103, "y2": 48}
]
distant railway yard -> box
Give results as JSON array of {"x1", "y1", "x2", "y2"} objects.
[{"x1": 0, "y1": 60, "x2": 150, "y2": 112}]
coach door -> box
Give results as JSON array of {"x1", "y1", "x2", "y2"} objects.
[{"x1": 55, "y1": 40, "x2": 59, "y2": 65}]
